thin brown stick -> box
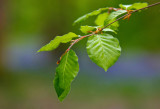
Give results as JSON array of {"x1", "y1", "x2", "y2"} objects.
[
  {"x1": 102, "y1": 2, "x2": 160, "y2": 29},
  {"x1": 66, "y1": 2, "x2": 160, "y2": 53}
]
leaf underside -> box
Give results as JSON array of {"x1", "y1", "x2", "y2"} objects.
[
  {"x1": 86, "y1": 34, "x2": 121, "y2": 71},
  {"x1": 54, "y1": 50, "x2": 79, "y2": 102}
]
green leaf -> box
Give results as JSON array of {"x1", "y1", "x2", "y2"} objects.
[
  {"x1": 73, "y1": 7, "x2": 109, "y2": 25},
  {"x1": 80, "y1": 26, "x2": 95, "y2": 34},
  {"x1": 119, "y1": 3, "x2": 148, "y2": 10},
  {"x1": 108, "y1": 19, "x2": 119, "y2": 30},
  {"x1": 127, "y1": 3, "x2": 148, "y2": 10},
  {"x1": 105, "y1": 10, "x2": 127, "y2": 22},
  {"x1": 86, "y1": 34, "x2": 121, "y2": 71},
  {"x1": 38, "y1": 32, "x2": 78, "y2": 52},
  {"x1": 95, "y1": 13, "x2": 109, "y2": 26},
  {"x1": 53, "y1": 73, "x2": 71, "y2": 102},
  {"x1": 104, "y1": 10, "x2": 127, "y2": 30},
  {"x1": 119, "y1": 4, "x2": 132, "y2": 10},
  {"x1": 54, "y1": 50, "x2": 79, "y2": 101},
  {"x1": 102, "y1": 28, "x2": 117, "y2": 34}
]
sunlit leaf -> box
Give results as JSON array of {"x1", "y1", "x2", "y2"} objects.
[
  {"x1": 95, "y1": 13, "x2": 109, "y2": 26},
  {"x1": 119, "y1": 3, "x2": 148, "y2": 10},
  {"x1": 102, "y1": 28, "x2": 117, "y2": 34},
  {"x1": 105, "y1": 10, "x2": 127, "y2": 22},
  {"x1": 128, "y1": 3, "x2": 148, "y2": 10},
  {"x1": 73, "y1": 7, "x2": 109, "y2": 25},
  {"x1": 119, "y1": 4, "x2": 132, "y2": 10},
  {"x1": 104, "y1": 10, "x2": 127, "y2": 30},
  {"x1": 86, "y1": 34, "x2": 121, "y2": 71},
  {"x1": 54, "y1": 50, "x2": 79, "y2": 101},
  {"x1": 80, "y1": 26, "x2": 95, "y2": 34},
  {"x1": 38, "y1": 32, "x2": 78, "y2": 52}
]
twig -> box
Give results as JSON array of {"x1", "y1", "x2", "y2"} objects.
[
  {"x1": 65, "y1": 2, "x2": 160, "y2": 54},
  {"x1": 102, "y1": 2, "x2": 160, "y2": 29}
]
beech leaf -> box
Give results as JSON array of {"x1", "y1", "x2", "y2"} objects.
[
  {"x1": 86, "y1": 34, "x2": 121, "y2": 71},
  {"x1": 38, "y1": 32, "x2": 78, "y2": 52},
  {"x1": 54, "y1": 50, "x2": 79, "y2": 101},
  {"x1": 73, "y1": 7, "x2": 109, "y2": 25}
]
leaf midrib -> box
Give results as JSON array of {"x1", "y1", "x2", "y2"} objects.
[{"x1": 62, "y1": 52, "x2": 69, "y2": 87}]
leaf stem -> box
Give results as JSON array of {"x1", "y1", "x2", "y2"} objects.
[{"x1": 65, "y1": 2, "x2": 160, "y2": 53}]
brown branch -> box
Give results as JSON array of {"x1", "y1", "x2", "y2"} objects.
[
  {"x1": 63, "y1": 2, "x2": 160, "y2": 57},
  {"x1": 102, "y1": 2, "x2": 160, "y2": 29}
]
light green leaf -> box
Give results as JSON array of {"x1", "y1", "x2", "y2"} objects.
[
  {"x1": 127, "y1": 3, "x2": 148, "y2": 10},
  {"x1": 119, "y1": 4, "x2": 132, "y2": 10},
  {"x1": 108, "y1": 19, "x2": 119, "y2": 30},
  {"x1": 102, "y1": 28, "x2": 117, "y2": 34},
  {"x1": 104, "y1": 10, "x2": 127, "y2": 30},
  {"x1": 105, "y1": 10, "x2": 127, "y2": 22},
  {"x1": 86, "y1": 34, "x2": 121, "y2": 71},
  {"x1": 54, "y1": 50, "x2": 79, "y2": 101},
  {"x1": 38, "y1": 32, "x2": 78, "y2": 52},
  {"x1": 73, "y1": 7, "x2": 109, "y2": 25},
  {"x1": 95, "y1": 13, "x2": 109, "y2": 26},
  {"x1": 119, "y1": 3, "x2": 148, "y2": 10},
  {"x1": 80, "y1": 26, "x2": 95, "y2": 34}
]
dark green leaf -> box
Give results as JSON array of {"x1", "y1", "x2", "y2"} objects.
[
  {"x1": 38, "y1": 32, "x2": 78, "y2": 52},
  {"x1": 86, "y1": 34, "x2": 121, "y2": 71},
  {"x1": 54, "y1": 50, "x2": 79, "y2": 101},
  {"x1": 53, "y1": 73, "x2": 70, "y2": 102}
]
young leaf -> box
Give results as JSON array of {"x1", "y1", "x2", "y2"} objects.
[
  {"x1": 95, "y1": 13, "x2": 109, "y2": 26},
  {"x1": 102, "y1": 28, "x2": 117, "y2": 34},
  {"x1": 107, "y1": 19, "x2": 119, "y2": 30},
  {"x1": 119, "y1": 3, "x2": 148, "y2": 10},
  {"x1": 80, "y1": 26, "x2": 95, "y2": 34},
  {"x1": 86, "y1": 34, "x2": 121, "y2": 71},
  {"x1": 105, "y1": 10, "x2": 127, "y2": 23},
  {"x1": 54, "y1": 50, "x2": 79, "y2": 101},
  {"x1": 127, "y1": 3, "x2": 148, "y2": 10},
  {"x1": 73, "y1": 7, "x2": 109, "y2": 25},
  {"x1": 104, "y1": 10, "x2": 127, "y2": 30},
  {"x1": 38, "y1": 32, "x2": 78, "y2": 52},
  {"x1": 119, "y1": 4, "x2": 132, "y2": 10}
]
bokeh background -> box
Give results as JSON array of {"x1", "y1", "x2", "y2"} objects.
[{"x1": 0, "y1": 0, "x2": 160, "y2": 109}]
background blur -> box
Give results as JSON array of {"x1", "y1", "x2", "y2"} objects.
[{"x1": 0, "y1": 0, "x2": 160, "y2": 109}]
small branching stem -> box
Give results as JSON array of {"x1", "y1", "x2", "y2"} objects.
[{"x1": 58, "y1": 2, "x2": 160, "y2": 63}]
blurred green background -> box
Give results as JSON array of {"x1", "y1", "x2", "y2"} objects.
[{"x1": 0, "y1": 0, "x2": 160, "y2": 109}]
